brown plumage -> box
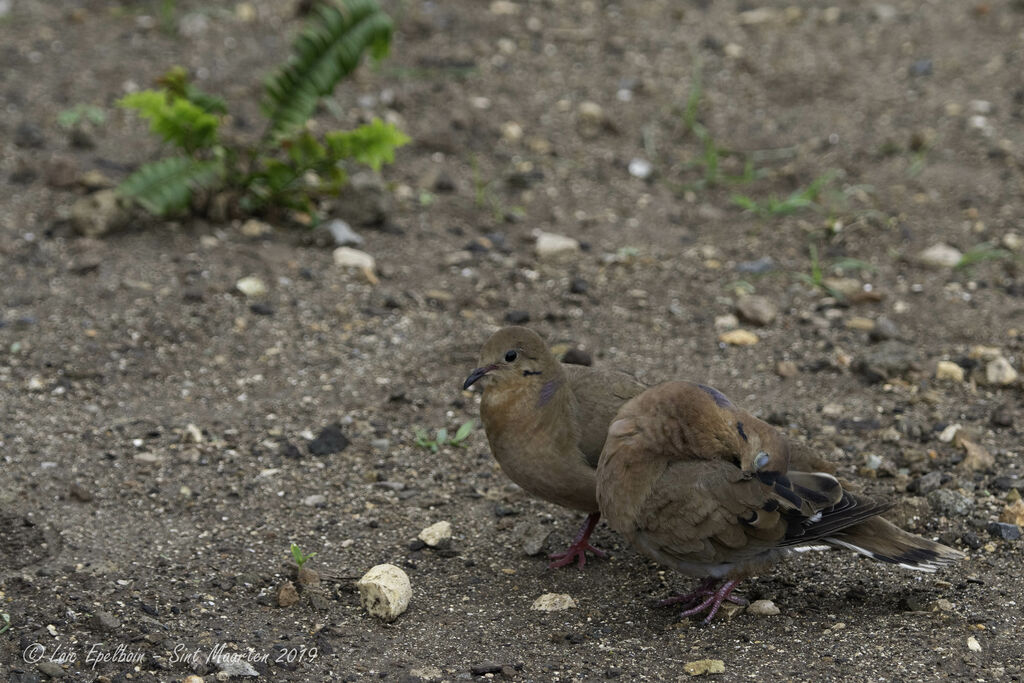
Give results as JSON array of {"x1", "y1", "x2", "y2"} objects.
[
  {"x1": 597, "y1": 381, "x2": 964, "y2": 623},
  {"x1": 464, "y1": 326, "x2": 644, "y2": 568}
]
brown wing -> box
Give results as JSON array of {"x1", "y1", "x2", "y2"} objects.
[
  {"x1": 597, "y1": 381, "x2": 896, "y2": 575},
  {"x1": 564, "y1": 364, "x2": 645, "y2": 468}
]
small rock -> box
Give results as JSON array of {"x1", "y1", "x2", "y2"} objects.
[
  {"x1": 36, "y1": 661, "x2": 65, "y2": 679},
  {"x1": 956, "y1": 436, "x2": 994, "y2": 472},
  {"x1": 339, "y1": 172, "x2": 392, "y2": 227},
  {"x1": 90, "y1": 610, "x2": 121, "y2": 631},
  {"x1": 747, "y1": 599, "x2": 780, "y2": 616},
  {"x1": 69, "y1": 483, "x2": 94, "y2": 502},
  {"x1": 409, "y1": 667, "x2": 444, "y2": 681},
  {"x1": 823, "y1": 277, "x2": 863, "y2": 299},
  {"x1": 938, "y1": 424, "x2": 961, "y2": 443},
  {"x1": 297, "y1": 566, "x2": 320, "y2": 587},
  {"x1": 302, "y1": 494, "x2": 326, "y2": 507},
  {"x1": 775, "y1": 361, "x2": 798, "y2": 378},
  {"x1": 213, "y1": 653, "x2": 259, "y2": 678},
  {"x1": 249, "y1": 302, "x2": 274, "y2": 316},
  {"x1": 735, "y1": 296, "x2": 777, "y2": 326},
  {"x1": 987, "y1": 522, "x2": 1021, "y2": 541},
  {"x1": 515, "y1": 521, "x2": 552, "y2": 556},
  {"x1": 1000, "y1": 499, "x2": 1024, "y2": 526},
  {"x1": 79, "y1": 170, "x2": 113, "y2": 190},
  {"x1": 505, "y1": 310, "x2": 530, "y2": 324},
  {"x1": 418, "y1": 521, "x2": 453, "y2": 547},
  {"x1": 535, "y1": 231, "x2": 580, "y2": 259},
  {"x1": 909, "y1": 58, "x2": 933, "y2": 77},
  {"x1": 984, "y1": 357, "x2": 1018, "y2": 385},
  {"x1": 909, "y1": 471, "x2": 944, "y2": 495},
  {"x1": 868, "y1": 316, "x2": 901, "y2": 342},
  {"x1": 719, "y1": 329, "x2": 759, "y2": 346},
  {"x1": 683, "y1": 659, "x2": 725, "y2": 676},
  {"x1": 531, "y1": 593, "x2": 577, "y2": 611},
  {"x1": 239, "y1": 218, "x2": 272, "y2": 238},
  {"x1": 309, "y1": 423, "x2": 349, "y2": 455},
  {"x1": 738, "y1": 7, "x2": 776, "y2": 24},
  {"x1": 967, "y1": 636, "x2": 982, "y2": 653},
  {"x1": 71, "y1": 189, "x2": 129, "y2": 237},
  {"x1": 133, "y1": 452, "x2": 163, "y2": 464},
  {"x1": 714, "y1": 314, "x2": 739, "y2": 331},
  {"x1": 323, "y1": 218, "x2": 364, "y2": 247},
  {"x1": 276, "y1": 580, "x2": 300, "y2": 607},
  {"x1": 470, "y1": 663, "x2": 505, "y2": 676},
  {"x1": 736, "y1": 257, "x2": 775, "y2": 274},
  {"x1": 235, "y1": 276, "x2": 267, "y2": 297},
  {"x1": 357, "y1": 564, "x2": 411, "y2": 622},
  {"x1": 333, "y1": 247, "x2": 377, "y2": 274},
  {"x1": 927, "y1": 489, "x2": 974, "y2": 517},
  {"x1": 853, "y1": 340, "x2": 919, "y2": 382},
  {"x1": 15, "y1": 121, "x2": 45, "y2": 148},
  {"x1": 1001, "y1": 232, "x2": 1022, "y2": 251},
  {"x1": 991, "y1": 403, "x2": 1016, "y2": 428},
  {"x1": 569, "y1": 277, "x2": 589, "y2": 294},
  {"x1": 576, "y1": 101, "x2": 606, "y2": 137},
  {"x1": 935, "y1": 360, "x2": 965, "y2": 382},
  {"x1": 45, "y1": 157, "x2": 79, "y2": 188},
  {"x1": 628, "y1": 158, "x2": 653, "y2": 179},
  {"x1": 917, "y1": 243, "x2": 963, "y2": 268}
]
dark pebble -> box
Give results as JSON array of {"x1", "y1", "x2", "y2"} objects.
[
  {"x1": 280, "y1": 441, "x2": 302, "y2": 459},
  {"x1": 470, "y1": 663, "x2": 504, "y2": 676},
  {"x1": 908, "y1": 471, "x2": 944, "y2": 495},
  {"x1": 249, "y1": 303, "x2": 274, "y2": 316},
  {"x1": 505, "y1": 310, "x2": 530, "y2": 324},
  {"x1": 569, "y1": 277, "x2": 589, "y2": 294},
  {"x1": 735, "y1": 256, "x2": 775, "y2": 274},
  {"x1": 15, "y1": 121, "x2": 46, "y2": 148},
  {"x1": 494, "y1": 503, "x2": 518, "y2": 517},
  {"x1": 909, "y1": 58, "x2": 933, "y2": 77},
  {"x1": 561, "y1": 348, "x2": 592, "y2": 367},
  {"x1": 961, "y1": 532, "x2": 984, "y2": 550},
  {"x1": 987, "y1": 522, "x2": 1021, "y2": 541},
  {"x1": 991, "y1": 403, "x2": 1015, "y2": 428},
  {"x1": 436, "y1": 548, "x2": 459, "y2": 558},
  {"x1": 605, "y1": 667, "x2": 623, "y2": 678},
  {"x1": 308, "y1": 424, "x2": 350, "y2": 456},
  {"x1": 408, "y1": 539, "x2": 427, "y2": 551}
]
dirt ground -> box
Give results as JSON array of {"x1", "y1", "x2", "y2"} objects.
[{"x1": 2, "y1": 0, "x2": 1024, "y2": 680}]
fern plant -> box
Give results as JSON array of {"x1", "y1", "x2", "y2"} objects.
[{"x1": 117, "y1": 0, "x2": 408, "y2": 220}]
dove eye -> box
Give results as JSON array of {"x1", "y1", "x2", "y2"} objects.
[
  {"x1": 504, "y1": 350, "x2": 518, "y2": 363},
  {"x1": 753, "y1": 451, "x2": 771, "y2": 471}
]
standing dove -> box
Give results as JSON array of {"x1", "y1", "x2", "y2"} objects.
[
  {"x1": 463, "y1": 326, "x2": 645, "y2": 568},
  {"x1": 597, "y1": 381, "x2": 964, "y2": 623}
]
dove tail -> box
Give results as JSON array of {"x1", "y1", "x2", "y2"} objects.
[{"x1": 823, "y1": 517, "x2": 965, "y2": 572}]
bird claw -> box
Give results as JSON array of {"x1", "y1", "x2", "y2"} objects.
[
  {"x1": 547, "y1": 543, "x2": 607, "y2": 569},
  {"x1": 659, "y1": 579, "x2": 745, "y2": 624}
]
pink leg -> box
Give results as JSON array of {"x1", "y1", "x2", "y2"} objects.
[
  {"x1": 675, "y1": 578, "x2": 746, "y2": 625},
  {"x1": 548, "y1": 512, "x2": 607, "y2": 569},
  {"x1": 656, "y1": 577, "x2": 721, "y2": 609}
]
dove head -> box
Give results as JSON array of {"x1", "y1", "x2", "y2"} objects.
[{"x1": 463, "y1": 326, "x2": 560, "y2": 391}]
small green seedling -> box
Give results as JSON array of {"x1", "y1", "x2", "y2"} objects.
[
  {"x1": 732, "y1": 172, "x2": 834, "y2": 218},
  {"x1": 0, "y1": 612, "x2": 11, "y2": 635},
  {"x1": 290, "y1": 543, "x2": 317, "y2": 570},
  {"x1": 414, "y1": 420, "x2": 475, "y2": 453},
  {"x1": 57, "y1": 104, "x2": 107, "y2": 130},
  {"x1": 956, "y1": 242, "x2": 1010, "y2": 270}
]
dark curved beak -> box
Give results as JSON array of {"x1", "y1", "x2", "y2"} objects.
[{"x1": 463, "y1": 364, "x2": 497, "y2": 390}]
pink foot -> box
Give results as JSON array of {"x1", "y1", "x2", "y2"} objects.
[
  {"x1": 659, "y1": 578, "x2": 747, "y2": 624},
  {"x1": 548, "y1": 512, "x2": 607, "y2": 569}
]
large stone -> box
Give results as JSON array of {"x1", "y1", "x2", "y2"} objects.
[
  {"x1": 71, "y1": 190, "x2": 130, "y2": 237},
  {"x1": 357, "y1": 564, "x2": 411, "y2": 622}
]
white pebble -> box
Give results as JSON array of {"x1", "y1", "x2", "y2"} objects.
[
  {"x1": 235, "y1": 276, "x2": 267, "y2": 297},
  {"x1": 535, "y1": 231, "x2": 580, "y2": 259},
  {"x1": 747, "y1": 599, "x2": 780, "y2": 616},
  {"x1": 531, "y1": 593, "x2": 577, "y2": 611},
  {"x1": 935, "y1": 360, "x2": 965, "y2": 382},
  {"x1": 986, "y1": 357, "x2": 1019, "y2": 385},
  {"x1": 333, "y1": 247, "x2": 376, "y2": 271},
  {"x1": 917, "y1": 243, "x2": 963, "y2": 269},
  {"x1": 967, "y1": 636, "x2": 982, "y2": 652},
  {"x1": 357, "y1": 564, "x2": 411, "y2": 622},
  {"x1": 418, "y1": 521, "x2": 452, "y2": 547},
  {"x1": 628, "y1": 158, "x2": 653, "y2": 179}
]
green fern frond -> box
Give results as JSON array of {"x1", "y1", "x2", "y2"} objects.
[
  {"x1": 325, "y1": 118, "x2": 410, "y2": 171},
  {"x1": 263, "y1": 0, "x2": 393, "y2": 140},
  {"x1": 119, "y1": 90, "x2": 220, "y2": 152},
  {"x1": 118, "y1": 156, "x2": 224, "y2": 215},
  {"x1": 157, "y1": 66, "x2": 228, "y2": 114}
]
